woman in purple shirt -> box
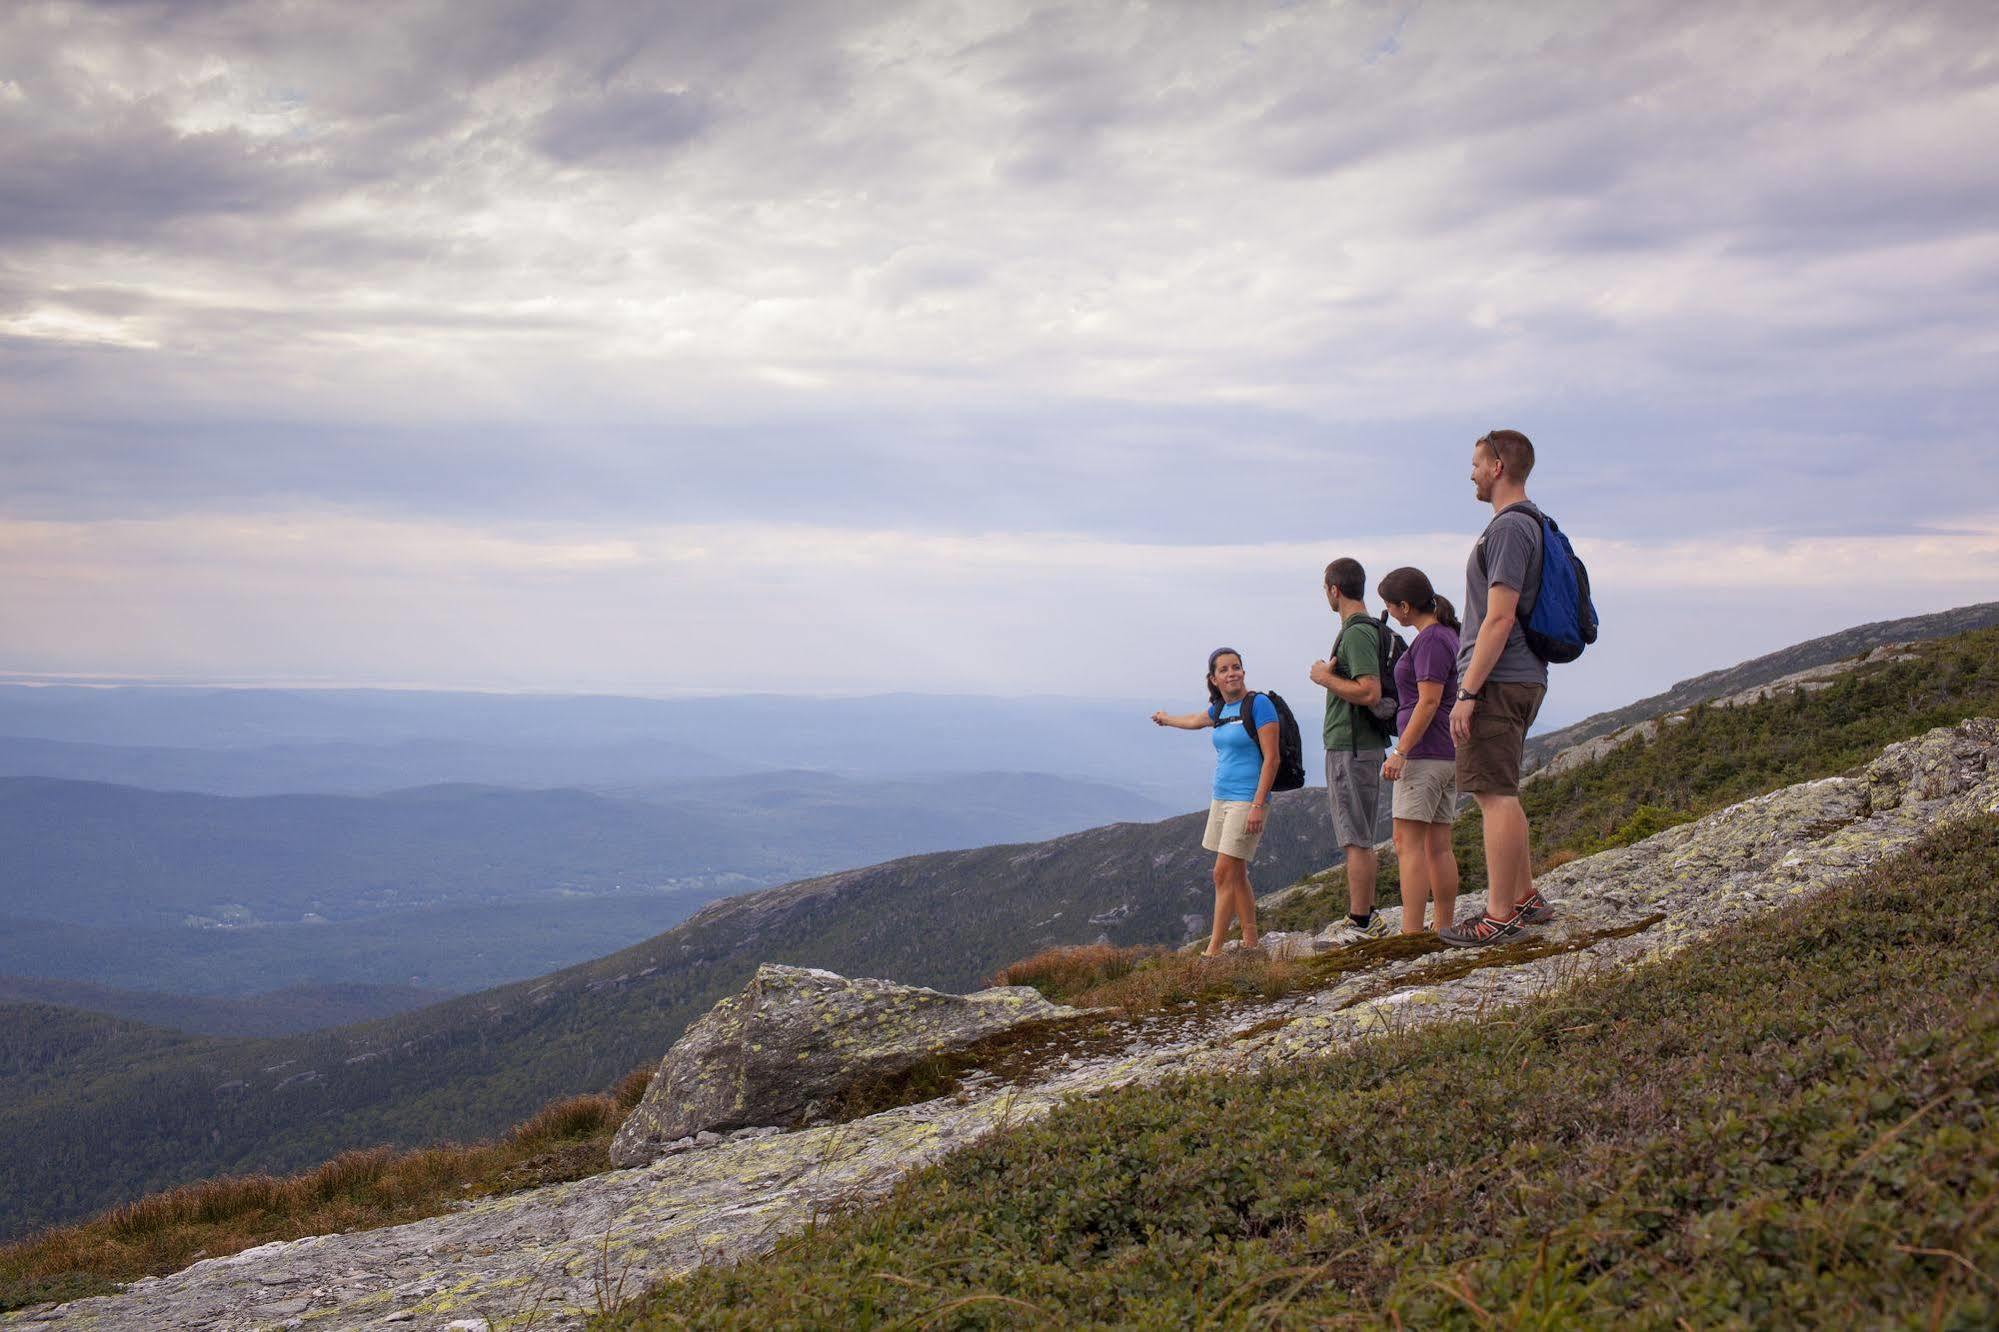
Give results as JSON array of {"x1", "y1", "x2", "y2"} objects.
[{"x1": 1377, "y1": 567, "x2": 1463, "y2": 934}]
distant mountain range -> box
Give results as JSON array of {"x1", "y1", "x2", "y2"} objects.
[
  {"x1": 0, "y1": 771, "x2": 1174, "y2": 1000},
  {"x1": 0, "y1": 689, "x2": 1216, "y2": 800},
  {"x1": 0, "y1": 978, "x2": 450, "y2": 1039},
  {"x1": 0, "y1": 787, "x2": 1333, "y2": 1239},
  {"x1": 0, "y1": 734, "x2": 756, "y2": 795}
]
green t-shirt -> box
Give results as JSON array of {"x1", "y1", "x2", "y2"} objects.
[{"x1": 1323, "y1": 611, "x2": 1390, "y2": 752}]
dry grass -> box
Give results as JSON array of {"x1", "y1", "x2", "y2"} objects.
[
  {"x1": 995, "y1": 940, "x2": 1321, "y2": 1015},
  {"x1": 0, "y1": 1068, "x2": 655, "y2": 1313},
  {"x1": 1070, "y1": 950, "x2": 1309, "y2": 1013},
  {"x1": 989, "y1": 942, "x2": 1162, "y2": 1001}
]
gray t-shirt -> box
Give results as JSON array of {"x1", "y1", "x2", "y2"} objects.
[{"x1": 1458, "y1": 503, "x2": 1550, "y2": 687}]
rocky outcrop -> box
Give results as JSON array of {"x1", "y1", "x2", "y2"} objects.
[
  {"x1": 13, "y1": 719, "x2": 1997, "y2": 1332},
  {"x1": 608, "y1": 964, "x2": 1078, "y2": 1167}
]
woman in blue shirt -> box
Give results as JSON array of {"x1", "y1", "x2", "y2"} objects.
[{"x1": 1151, "y1": 646, "x2": 1280, "y2": 957}]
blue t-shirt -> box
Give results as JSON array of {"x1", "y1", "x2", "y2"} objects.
[{"x1": 1211, "y1": 694, "x2": 1280, "y2": 802}]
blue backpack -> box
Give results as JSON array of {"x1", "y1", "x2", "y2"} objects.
[{"x1": 1478, "y1": 502, "x2": 1600, "y2": 664}]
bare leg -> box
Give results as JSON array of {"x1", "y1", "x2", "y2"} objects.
[
  {"x1": 1474, "y1": 793, "x2": 1532, "y2": 919},
  {"x1": 1426, "y1": 821, "x2": 1459, "y2": 929},
  {"x1": 1393, "y1": 818, "x2": 1429, "y2": 934},
  {"x1": 1207, "y1": 856, "x2": 1235, "y2": 954},
  {"x1": 1228, "y1": 856, "x2": 1260, "y2": 949},
  {"x1": 1346, "y1": 845, "x2": 1378, "y2": 919}
]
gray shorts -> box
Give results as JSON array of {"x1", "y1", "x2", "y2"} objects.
[
  {"x1": 1391, "y1": 757, "x2": 1458, "y2": 824},
  {"x1": 1326, "y1": 748, "x2": 1384, "y2": 849}
]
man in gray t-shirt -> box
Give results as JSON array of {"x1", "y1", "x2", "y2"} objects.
[
  {"x1": 1456, "y1": 504, "x2": 1549, "y2": 690},
  {"x1": 1440, "y1": 430, "x2": 1557, "y2": 950}
]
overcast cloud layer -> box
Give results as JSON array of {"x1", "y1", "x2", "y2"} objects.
[{"x1": 2, "y1": 0, "x2": 1996, "y2": 723}]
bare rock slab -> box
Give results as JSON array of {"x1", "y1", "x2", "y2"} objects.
[{"x1": 610, "y1": 963, "x2": 1077, "y2": 1166}]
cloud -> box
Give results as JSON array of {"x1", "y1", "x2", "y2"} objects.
[
  {"x1": 532, "y1": 87, "x2": 712, "y2": 164},
  {"x1": 0, "y1": 105, "x2": 324, "y2": 244},
  {"x1": 1, "y1": 0, "x2": 1996, "y2": 696}
]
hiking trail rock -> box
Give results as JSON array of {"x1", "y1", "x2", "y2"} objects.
[
  {"x1": 608, "y1": 964, "x2": 1079, "y2": 1167},
  {"x1": 13, "y1": 719, "x2": 1997, "y2": 1332}
]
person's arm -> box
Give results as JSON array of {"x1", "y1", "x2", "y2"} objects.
[
  {"x1": 1318, "y1": 670, "x2": 1381, "y2": 707},
  {"x1": 1151, "y1": 709, "x2": 1214, "y2": 730},
  {"x1": 1383, "y1": 679, "x2": 1444, "y2": 779},
  {"x1": 1450, "y1": 583, "x2": 1520, "y2": 744},
  {"x1": 1246, "y1": 718, "x2": 1279, "y2": 832},
  {"x1": 1309, "y1": 625, "x2": 1382, "y2": 705}
]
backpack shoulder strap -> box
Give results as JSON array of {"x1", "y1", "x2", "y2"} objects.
[{"x1": 1476, "y1": 502, "x2": 1546, "y2": 615}]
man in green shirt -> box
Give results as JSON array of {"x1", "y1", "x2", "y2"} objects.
[{"x1": 1308, "y1": 556, "x2": 1393, "y2": 942}]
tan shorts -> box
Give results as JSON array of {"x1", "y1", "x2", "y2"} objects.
[
  {"x1": 1455, "y1": 681, "x2": 1547, "y2": 796},
  {"x1": 1391, "y1": 757, "x2": 1458, "y2": 823},
  {"x1": 1201, "y1": 799, "x2": 1263, "y2": 862}
]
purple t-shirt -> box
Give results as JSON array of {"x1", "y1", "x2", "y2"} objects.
[{"x1": 1395, "y1": 623, "x2": 1460, "y2": 761}]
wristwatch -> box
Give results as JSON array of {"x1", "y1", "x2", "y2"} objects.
[{"x1": 1457, "y1": 687, "x2": 1482, "y2": 702}]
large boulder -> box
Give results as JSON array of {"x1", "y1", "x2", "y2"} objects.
[{"x1": 610, "y1": 963, "x2": 1080, "y2": 1167}]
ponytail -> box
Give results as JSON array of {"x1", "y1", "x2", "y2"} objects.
[{"x1": 1378, "y1": 568, "x2": 1460, "y2": 631}]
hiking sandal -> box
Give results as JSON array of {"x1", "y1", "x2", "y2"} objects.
[{"x1": 1438, "y1": 910, "x2": 1525, "y2": 948}]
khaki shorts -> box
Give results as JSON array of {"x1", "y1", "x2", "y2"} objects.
[
  {"x1": 1201, "y1": 799, "x2": 1263, "y2": 862},
  {"x1": 1391, "y1": 757, "x2": 1459, "y2": 823},
  {"x1": 1455, "y1": 681, "x2": 1547, "y2": 796}
]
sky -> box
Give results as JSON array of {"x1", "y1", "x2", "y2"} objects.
[{"x1": 3, "y1": 0, "x2": 1996, "y2": 729}]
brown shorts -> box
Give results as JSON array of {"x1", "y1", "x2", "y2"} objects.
[{"x1": 1454, "y1": 681, "x2": 1546, "y2": 796}]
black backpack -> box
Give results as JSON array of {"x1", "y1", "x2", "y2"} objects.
[
  {"x1": 1332, "y1": 616, "x2": 1407, "y2": 735},
  {"x1": 1208, "y1": 690, "x2": 1307, "y2": 792},
  {"x1": 1369, "y1": 613, "x2": 1408, "y2": 727}
]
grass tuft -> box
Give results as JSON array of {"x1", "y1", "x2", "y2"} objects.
[
  {"x1": 991, "y1": 943, "x2": 1161, "y2": 1003},
  {"x1": 509, "y1": 1094, "x2": 621, "y2": 1149},
  {"x1": 613, "y1": 1063, "x2": 656, "y2": 1112}
]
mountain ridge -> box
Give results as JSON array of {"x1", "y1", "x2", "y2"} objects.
[{"x1": 1524, "y1": 599, "x2": 1999, "y2": 769}]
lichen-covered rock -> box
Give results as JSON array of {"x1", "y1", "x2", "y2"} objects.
[
  {"x1": 608, "y1": 964, "x2": 1078, "y2": 1167},
  {"x1": 1259, "y1": 931, "x2": 1328, "y2": 959}
]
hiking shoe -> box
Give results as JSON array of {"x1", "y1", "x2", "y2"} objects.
[
  {"x1": 1514, "y1": 890, "x2": 1555, "y2": 926},
  {"x1": 1321, "y1": 913, "x2": 1395, "y2": 946},
  {"x1": 1438, "y1": 910, "x2": 1525, "y2": 949}
]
